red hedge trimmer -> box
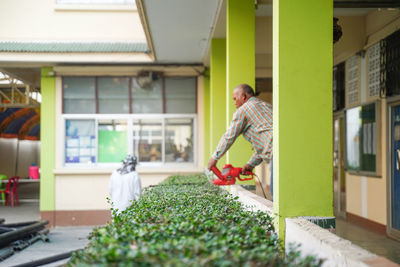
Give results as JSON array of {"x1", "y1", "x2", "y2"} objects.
[{"x1": 210, "y1": 164, "x2": 254, "y2": 185}]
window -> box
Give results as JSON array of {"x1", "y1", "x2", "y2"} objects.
[
  {"x1": 165, "y1": 77, "x2": 196, "y2": 113},
  {"x1": 62, "y1": 76, "x2": 197, "y2": 166},
  {"x1": 62, "y1": 76, "x2": 197, "y2": 115},
  {"x1": 133, "y1": 119, "x2": 162, "y2": 162},
  {"x1": 131, "y1": 79, "x2": 162, "y2": 114},
  {"x1": 333, "y1": 63, "x2": 345, "y2": 111},
  {"x1": 165, "y1": 118, "x2": 193, "y2": 162},
  {"x1": 346, "y1": 102, "x2": 379, "y2": 174},
  {"x1": 63, "y1": 77, "x2": 96, "y2": 114},
  {"x1": 65, "y1": 120, "x2": 96, "y2": 164},
  {"x1": 98, "y1": 119, "x2": 127, "y2": 163}
]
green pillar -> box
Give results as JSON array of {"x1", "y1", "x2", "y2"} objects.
[
  {"x1": 40, "y1": 67, "x2": 56, "y2": 211},
  {"x1": 226, "y1": 0, "x2": 255, "y2": 166},
  {"x1": 210, "y1": 38, "x2": 227, "y2": 167},
  {"x1": 203, "y1": 68, "x2": 211, "y2": 164},
  {"x1": 273, "y1": 0, "x2": 333, "y2": 238}
]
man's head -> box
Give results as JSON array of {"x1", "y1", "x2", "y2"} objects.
[{"x1": 233, "y1": 84, "x2": 255, "y2": 109}]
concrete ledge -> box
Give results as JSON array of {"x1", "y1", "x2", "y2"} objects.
[
  {"x1": 286, "y1": 218, "x2": 378, "y2": 267},
  {"x1": 225, "y1": 185, "x2": 399, "y2": 267},
  {"x1": 228, "y1": 185, "x2": 273, "y2": 215}
]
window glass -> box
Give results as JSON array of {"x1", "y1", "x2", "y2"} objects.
[
  {"x1": 165, "y1": 77, "x2": 196, "y2": 113},
  {"x1": 165, "y1": 118, "x2": 193, "y2": 162},
  {"x1": 133, "y1": 119, "x2": 162, "y2": 162},
  {"x1": 98, "y1": 120, "x2": 127, "y2": 163},
  {"x1": 346, "y1": 103, "x2": 376, "y2": 173},
  {"x1": 131, "y1": 78, "x2": 162, "y2": 113},
  {"x1": 65, "y1": 120, "x2": 96, "y2": 164},
  {"x1": 63, "y1": 77, "x2": 95, "y2": 114},
  {"x1": 98, "y1": 77, "x2": 130, "y2": 114}
]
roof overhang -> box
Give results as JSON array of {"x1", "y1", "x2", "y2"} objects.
[
  {"x1": 139, "y1": 0, "x2": 399, "y2": 66},
  {"x1": 137, "y1": 0, "x2": 222, "y2": 64}
]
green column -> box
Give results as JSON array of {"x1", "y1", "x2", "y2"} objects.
[
  {"x1": 226, "y1": 0, "x2": 255, "y2": 166},
  {"x1": 273, "y1": 0, "x2": 333, "y2": 238},
  {"x1": 210, "y1": 38, "x2": 227, "y2": 167},
  {"x1": 40, "y1": 67, "x2": 56, "y2": 211},
  {"x1": 203, "y1": 68, "x2": 211, "y2": 164}
]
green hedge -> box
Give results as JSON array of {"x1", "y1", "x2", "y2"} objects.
[{"x1": 68, "y1": 175, "x2": 321, "y2": 267}]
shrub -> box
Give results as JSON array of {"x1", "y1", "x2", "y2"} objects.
[{"x1": 68, "y1": 175, "x2": 321, "y2": 267}]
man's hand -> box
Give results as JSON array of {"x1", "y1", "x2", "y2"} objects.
[
  {"x1": 207, "y1": 158, "x2": 218, "y2": 170},
  {"x1": 241, "y1": 164, "x2": 253, "y2": 174}
]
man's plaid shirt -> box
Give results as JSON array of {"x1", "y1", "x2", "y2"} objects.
[{"x1": 212, "y1": 97, "x2": 273, "y2": 167}]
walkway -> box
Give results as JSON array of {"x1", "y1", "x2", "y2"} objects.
[
  {"x1": 0, "y1": 200, "x2": 94, "y2": 266},
  {"x1": 336, "y1": 218, "x2": 400, "y2": 264}
]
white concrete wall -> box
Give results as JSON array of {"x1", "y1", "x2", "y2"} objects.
[{"x1": 0, "y1": 0, "x2": 145, "y2": 42}]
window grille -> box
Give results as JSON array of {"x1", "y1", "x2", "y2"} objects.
[
  {"x1": 380, "y1": 29, "x2": 400, "y2": 97},
  {"x1": 333, "y1": 62, "x2": 345, "y2": 111},
  {"x1": 346, "y1": 55, "x2": 360, "y2": 106},
  {"x1": 367, "y1": 42, "x2": 380, "y2": 98}
]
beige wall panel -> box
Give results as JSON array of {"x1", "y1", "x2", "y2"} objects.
[
  {"x1": 55, "y1": 175, "x2": 111, "y2": 210},
  {"x1": 255, "y1": 68, "x2": 272, "y2": 78},
  {"x1": 197, "y1": 76, "x2": 204, "y2": 168},
  {"x1": 255, "y1": 17, "x2": 272, "y2": 54},
  {"x1": 139, "y1": 174, "x2": 169, "y2": 187},
  {"x1": 346, "y1": 174, "x2": 362, "y2": 216},
  {"x1": 333, "y1": 16, "x2": 366, "y2": 65},
  {"x1": 258, "y1": 91, "x2": 272, "y2": 104},
  {"x1": 365, "y1": 10, "x2": 400, "y2": 38},
  {"x1": 255, "y1": 53, "x2": 272, "y2": 69},
  {"x1": 255, "y1": 17, "x2": 272, "y2": 74},
  {"x1": 366, "y1": 99, "x2": 386, "y2": 225},
  {"x1": 367, "y1": 177, "x2": 386, "y2": 225},
  {"x1": 0, "y1": 0, "x2": 145, "y2": 41},
  {"x1": 55, "y1": 173, "x2": 168, "y2": 210},
  {"x1": 255, "y1": 161, "x2": 270, "y2": 187}
]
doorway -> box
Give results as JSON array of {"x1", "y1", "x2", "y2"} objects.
[
  {"x1": 333, "y1": 114, "x2": 346, "y2": 218},
  {"x1": 388, "y1": 103, "x2": 400, "y2": 240}
]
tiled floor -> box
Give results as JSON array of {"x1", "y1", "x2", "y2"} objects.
[{"x1": 335, "y1": 218, "x2": 400, "y2": 264}]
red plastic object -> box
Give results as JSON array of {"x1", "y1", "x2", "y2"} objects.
[
  {"x1": 211, "y1": 164, "x2": 253, "y2": 186},
  {"x1": 29, "y1": 165, "x2": 40, "y2": 179},
  {"x1": 0, "y1": 176, "x2": 19, "y2": 207}
]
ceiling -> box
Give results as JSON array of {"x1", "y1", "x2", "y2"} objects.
[
  {"x1": 141, "y1": 0, "x2": 399, "y2": 65},
  {"x1": 141, "y1": 0, "x2": 221, "y2": 63}
]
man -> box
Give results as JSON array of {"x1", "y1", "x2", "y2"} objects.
[{"x1": 207, "y1": 84, "x2": 273, "y2": 197}]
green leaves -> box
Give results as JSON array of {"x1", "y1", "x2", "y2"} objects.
[{"x1": 68, "y1": 175, "x2": 321, "y2": 267}]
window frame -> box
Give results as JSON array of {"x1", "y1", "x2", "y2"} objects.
[
  {"x1": 62, "y1": 113, "x2": 197, "y2": 168},
  {"x1": 62, "y1": 76, "x2": 198, "y2": 115},
  {"x1": 344, "y1": 100, "x2": 381, "y2": 177}
]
